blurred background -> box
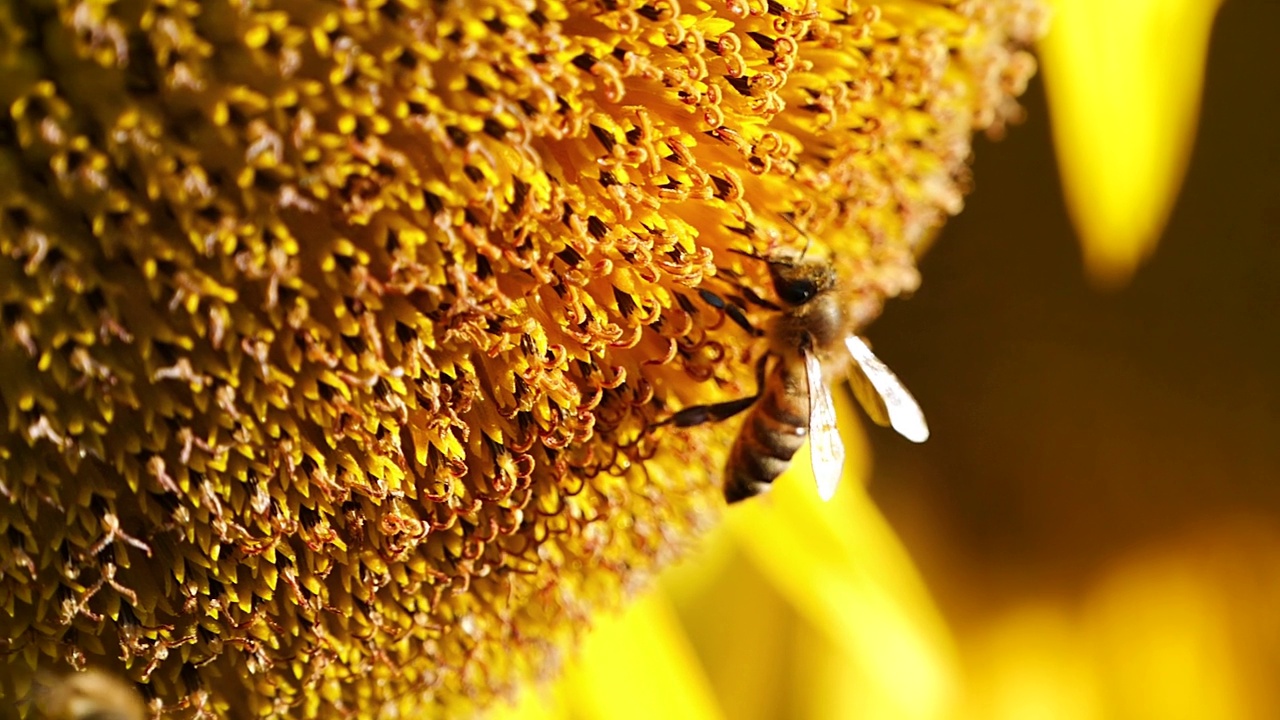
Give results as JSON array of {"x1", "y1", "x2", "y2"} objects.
[{"x1": 500, "y1": 0, "x2": 1280, "y2": 718}]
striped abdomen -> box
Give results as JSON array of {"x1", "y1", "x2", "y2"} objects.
[{"x1": 723, "y1": 359, "x2": 809, "y2": 503}]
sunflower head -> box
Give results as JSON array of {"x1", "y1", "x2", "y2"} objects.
[{"x1": 0, "y1": 0, "x2": 1043, "y2": 716}]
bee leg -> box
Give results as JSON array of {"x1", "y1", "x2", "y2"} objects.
[
  {"x1": 697, "y1": 288, "x2": 762, "y2": 337},
  {"x1": 666, "y1": 394, "x2": 759, "y2": 428},
  {"x1": 736, "y1": 285, "x2": 781, "y2": 312},
  {"x1": 724, "y1": 302, "x2": 761, "y2": 337},
  {"x1": 660, "y1": 355, "x2": 770, "y2": 428}
]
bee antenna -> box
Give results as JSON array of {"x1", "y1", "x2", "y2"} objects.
[
  {"x1": 777, "y1": 212, "x2": 813, "y2": 258},
  {"x1": 727, "y1": 247, "x2": 763, "y2": 260}
]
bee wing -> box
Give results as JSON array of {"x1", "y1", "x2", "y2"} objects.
[
  {"x1": 804, "y1": 348, "x2": 845, "y2": 501},
  {"x1": 844, "y1": 336, "x2": 930, "y2": 443}
]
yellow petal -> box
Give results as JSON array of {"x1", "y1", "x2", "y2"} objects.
[
  {"x1": 723, "y1": 392, "x2": 959, "y2": 720},
  {"x1": 1040, "y1": 0, "x2": 1223, "y2": 285},
  {"x1": 495, "y1": 591, "x2": 724, "y2": 720},
  {"x1": 961, "y1": 603, "x2": 1103, "y2": 720}
]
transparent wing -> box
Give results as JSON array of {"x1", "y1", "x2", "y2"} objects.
[
  {"x1": 847, "y1": 356, "x2": 892, "y2": 429},
  {"x1": 844, "y1": 336, "x2": 930, "y2": 443},
  {"x1": 804, "y1": 348, "x2": 845, "y2": 501}
]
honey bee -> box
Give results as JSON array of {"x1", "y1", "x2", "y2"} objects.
[{"x1": 669, "y1": 254, "x2": 929, "y2": 503}]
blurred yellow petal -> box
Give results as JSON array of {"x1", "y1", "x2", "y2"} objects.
[
  {"x1": 722, "y1": 393, "x2": 959, "y2": 720},
  {"x1": 1040, "y1": 0, "x2": 1223, "y2": 285},
  {"x1": 1086, "y1": 573, "x2": 1243, "y2": 720},
  {"x1": 962, "y1": 603, "x2": 1102, "y2": 720},
  {"x1": 955, "y1": 521, "x2": 1280, "y2": 720},
  {"x1": 662, "y1": 545, "x2": 792, "y2": 720},
  {"x1": 1081, "y1": 525, "x2": 1265, "y2": 720},
  {"x1": 565, "y1": 593, "x2": 725, "y2": 720},
  {"x1": 494, "y1": 591, "x2": 723, "y2": 720}
]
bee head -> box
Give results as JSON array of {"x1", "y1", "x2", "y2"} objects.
[
  {"x1": 768, "y1": 257, "x2": 836, "y2": 308},
  {"x1": 766, "y1": 257, "x2": 845, "y2": 354}
]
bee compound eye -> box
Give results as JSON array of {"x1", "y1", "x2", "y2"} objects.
[{"x1": 777, "y1": 277, "x2": 819, "y2": 305}]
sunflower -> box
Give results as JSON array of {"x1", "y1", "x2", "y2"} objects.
[{"x1": 1, "y1": 0, "x2": 1043, "y2": 716}]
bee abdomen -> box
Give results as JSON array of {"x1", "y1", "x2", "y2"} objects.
[
  {"x1": 724, "y1": 476, "x2": 773, "y2": 504},
  {"x1": 723, "y1": 441, "x2": 793, "y2": 504},
  {"x1": 756, "y1": 376, "x2": 807, "y2": 428},
  {"x1": 751, "y1": 410, "x2": 806, "y2": 459},
  {"x1": 723, "y1": 390, "x2": 808, "y2": 503}
]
